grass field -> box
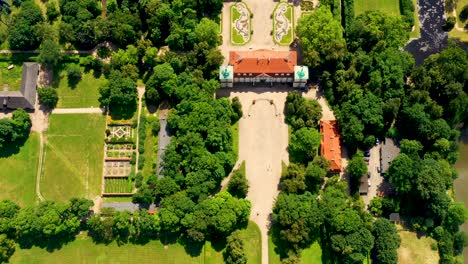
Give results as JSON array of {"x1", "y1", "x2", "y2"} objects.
[
  {"x1": 268, "y1": 236, "x2": 322, "y2": 264},
  {"x1": 354, "y1": 0, "x2": 400, "y2": 16},
  {"x1": 409, "y1": 0, "x2": 420, "y2": 38},
  {"x1": 42, "y1": 114, "x2": 105, "y2": 202},
  {"x1": 0, "y1": 61, "x2": 25, "y2": 91},
  {"x1": 104, "y1": 178, "x2": 133, "y2": 193},
  {"x1": 231, "y1": 121, "x2": 239, "y2": 159},
  {"x1": 10, "y1": 222, "x2": 261, "y2": 264},
  {"x1": 55, "y1": 67, "x2": 106, "y2": 108},
  {"x1": 456, "y1": 0, "x2": 468, "y2": 28},
  {"x1": 449, "y1": 29, "x2": 468, "y2": 42},
  {"x1": 397, "y1": 227, "x2": 439, "y2": 264},
  {"x1": 273, "y1": 3, "x2": 294, "y2": 45},
  {"x1": 0, "y1": 133, "x2": 39, "y2": 206},
  {"x1": 230, "y1": 3, "x2": 251, "y2": 45}
]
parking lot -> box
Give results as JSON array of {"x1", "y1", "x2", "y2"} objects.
[{"x1": 362, "y1": 143, "x2": 384, "y2": 208}]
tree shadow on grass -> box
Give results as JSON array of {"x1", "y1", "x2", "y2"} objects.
[
  {"x1": 109, "y1": 103, "x2": 137, "y2": 120},
  {"x1": 269, "y1": 223, "x2": 290, "y2": 260},
  {"x1": 17, "y1": 233, "x2": 78, "y2": 252},
  {"x1": 178, "y1": 235, "x2": 204, "y2": 257},
  {"x1": 67, "y1": 76, "x2": 81, "y2": 89},
  {"x1": 0, "y1": 137, "x2": 28, "y2": 158}
]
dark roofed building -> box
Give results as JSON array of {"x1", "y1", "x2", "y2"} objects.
[
  {"x1": 380, "y1": 138, "x2": 400, "y2": 175},
  {"x1": 0, "y1": 62, "x2": 39, "y2": 110}
]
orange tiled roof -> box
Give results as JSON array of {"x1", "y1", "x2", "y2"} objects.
[
  {"x1": 320, "y1": 120, "x2": 342, "y2": 172},
  {"x1": 229, "y1": 49, "x2": 297, "y2": 75}
]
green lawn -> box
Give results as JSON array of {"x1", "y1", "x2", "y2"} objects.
[
  {"x1": 409, "y1": 0, "x2": 420, "y2": 38},
  {"x1": 231, "y1": 121, "x2": 239, "y2": 159},
  {"x1": 0, "y1": 133, "x2": 39, "y2": 206},
  {"x1": 456, "y1": 0, "x2": 468, "y2": 28},
  {"x1": 273, "y1": 3, "x2": 294, "y2": 45},
  {"x1": 230, "y1": 3, "x2": 251, "y2": 45},
  {"x1": 397, "y1": 227, "x2": 439, "y2": 264},
  {"x1": 41, "y1": 114, "x2": 105, "y2": 202},
  {"x1": 449, "y1": 29, "x2": 468, "y2": 42},
  {"x1": 203, "y1": 221, "x2": 261, "y2": 264},
  {"x1": 354, "y1": 0, "x2": 400, "y2": 16},
  {"x1": 269, "y1": 236, "x2": 322, "y2": 264},
  {"x1": 10, "y1": 222, "x2": 261, "y2": 264},
  {"x1": 0, "y1": 61, "x2": 25, "y2": 91},
  {"x1": 10, "y1": 232, "x2": 203, "y2": 264},
  {"x1": 55, "y1": 67, "x2": 106, "y2": 108}
]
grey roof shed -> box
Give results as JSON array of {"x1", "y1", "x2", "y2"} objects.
[{"x1": 0, "y1": 63, "x2": 39, "y2": 110}]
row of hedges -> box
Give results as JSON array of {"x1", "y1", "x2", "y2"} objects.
[
  {"x1": 343, "y1": 0, "x2": 355, "y2": 32},
  {"x1": 400, "y1": 0, "x2": 415, "y2": 29}
]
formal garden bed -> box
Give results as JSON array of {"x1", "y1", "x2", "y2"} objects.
[
  {"x1": 231, "y1": 2, "x2": 252, "y2": 45},
  {"x1": 105, "y1": 144, "x2": 134, "y2": 159},
  {"x1": 272, "y1": 2, "x2": 294, "y2": 45},
  {"x1": 104, "y1": 177, "x2": 133, "y2": 194},
  {"x1": 103, "y1": 122, "x2": 136, "y2": 195}
]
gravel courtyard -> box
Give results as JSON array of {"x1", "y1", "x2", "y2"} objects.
[{"x1": 224, "y1": 87, "x2": 289, "y2": 264}]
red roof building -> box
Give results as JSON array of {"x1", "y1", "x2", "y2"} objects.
[
  {"x1": 320, "y1": 120, "x2": 342, "y2": 172},
  {"x1": 229, "y1": 49, "x2": 296, "y2": 76}
]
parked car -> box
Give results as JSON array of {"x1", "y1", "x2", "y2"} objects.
[
  {"x1": 367, "y1": 172, "x2": 371, "y2": 178},
  {"x1": 364, "y1": 151, "x2": 370, "y2": 157},
  {"x1": 368, "y1": 179, "x2": 371, "y2": 187},
  {"x1": 377, "y1": 166, "x2": 381, "y2": 173},
  {"x1": 375, "y1": 139, "x2": 380, "y2": 145}
]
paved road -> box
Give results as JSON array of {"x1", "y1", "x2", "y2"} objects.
[
  {"x1": 51, "y1": 107, "x2": 105, "y2": 114},
  {"x1": 157, "y1": 108, "x2": 171, "y2": 178},
  {"x1": 102, "y1": 202, "x2": 156, "y2": 212},
  {"x1": 362, "y1": 144, "x2": 383, "y2": 208},
  {"x1": 229, "y1": 88, "x2": 289, "y2": 264}
]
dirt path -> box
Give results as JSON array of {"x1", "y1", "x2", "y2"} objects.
[
  {"x1": 135, "y1": 86, "x2": 145, "y2": 174},
  {"x1": 30, "y1": 95, "x2": 48, "y2": 202},
  {"x1": 35, "y1": 133, "x2": 45, "y2": 202},
  {"x1": 51, "y1": 107, "x2": 104, "y2": 114},
  {"x1": 226, "y1": 87, "x2": 289, "y2": 264}
]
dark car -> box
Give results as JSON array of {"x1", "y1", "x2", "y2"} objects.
[{"x1": 364, "y1": 151, "x2": 370, "y2": 157}]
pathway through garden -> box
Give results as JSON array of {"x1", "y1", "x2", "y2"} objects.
[{"x1": 135, "y1": 86, "x2": 145, "y2": 175}]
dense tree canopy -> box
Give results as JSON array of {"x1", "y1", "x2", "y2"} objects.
[
  {"x1": 99, "y1": 71, "x2": 137, "y2": 117},
  {"x1": 8, "y1": 1, "x2": 44, "y2": 50},
  {"x1": 372, "y1": 218, "x2": 400, "y2": 264},
  {"x1": 289, "y1": 127, "x2": 321, "y2": 164},
  {"x1": 297, "y1": 6, "x2": 346, "y2": 70},
  {"x1": 0, "y1": 109, "x2": 31, "y2": 151}
]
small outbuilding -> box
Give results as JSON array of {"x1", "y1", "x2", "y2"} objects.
[
  {"x1": 389, "y1": 213, "x2": 401, "y2": 224},
  {"x1": 0, "y1": 62, "x2": 39, "y2": 110}
]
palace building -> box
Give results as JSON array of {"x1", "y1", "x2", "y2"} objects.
[{"x1": 219, "y1": 49, "x2": 308, "y2": 88}]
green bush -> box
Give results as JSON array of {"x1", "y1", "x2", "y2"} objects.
[
  {"x1": 400, "y1": 0, "x2": 415, "y2": 29},
  {"x1": 135, "y1": 172, "x2": 143, "y2": 188},
  {"x1": 97, "y1": 46, "x2": 111, "y2": 59},
  {"x1": 443, "y1": 16, "x2": 456, "y2": 31}
]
